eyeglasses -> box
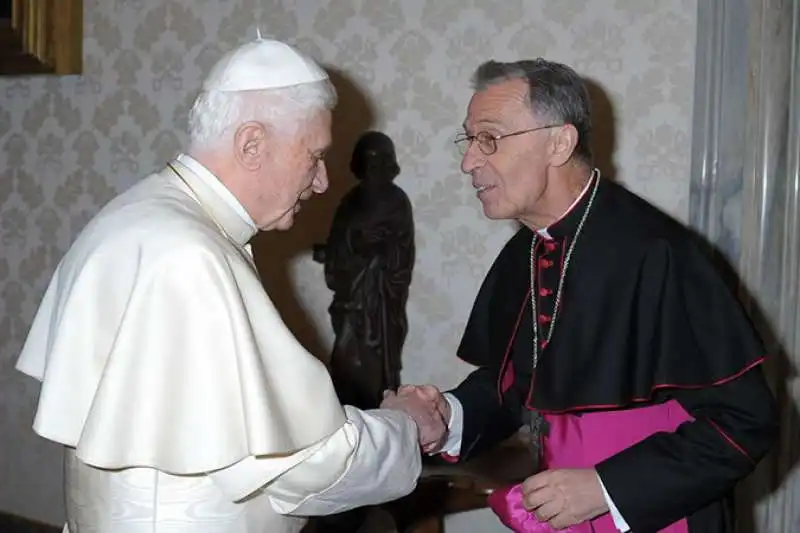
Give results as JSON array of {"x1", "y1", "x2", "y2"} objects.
[{"x1": 454, "y1": 124, "x2": 563, "y2": 156}]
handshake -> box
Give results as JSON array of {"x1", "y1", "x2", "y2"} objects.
[{"x1": 380, "y1": 385, "x2": 450, "y2": 454}]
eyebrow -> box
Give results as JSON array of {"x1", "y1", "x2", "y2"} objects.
[{"x1": 462, "y1": 119, "x2": 506, "y2": 131}]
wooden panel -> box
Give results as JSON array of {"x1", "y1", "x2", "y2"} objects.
[{"x1": 0, "y1": 0, "x2": 82, "y2": 76}]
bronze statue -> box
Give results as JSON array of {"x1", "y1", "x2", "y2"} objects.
[
  {"x1": 310, "y1": 131, "x2": 415, "y2": 533},
  {"x1": 314, "y1": 130, "x2": 415, "y2": 410}
]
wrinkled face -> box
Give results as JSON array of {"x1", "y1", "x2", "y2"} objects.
[
  {"x1": 259, "y1": 111, "x2": 332, "y2": 231},
  {"x1": 460, "y1": 79, "x2": 553, "y2": 222}
]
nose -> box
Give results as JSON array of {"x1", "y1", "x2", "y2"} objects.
[
  {"x1": 460, "y1": 141, "x2": 485, "y2": 174},
  {"x1": 312, "y1": 162, "x2": 329, "y2": 194}
]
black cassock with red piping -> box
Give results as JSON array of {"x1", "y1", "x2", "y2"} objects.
[{"x1": 445, "y1": 175, "x2": 778, "y2": 532}]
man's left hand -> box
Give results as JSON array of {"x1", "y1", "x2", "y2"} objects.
[{"x1": 521, "y1": 468, "x2": 608, "y2": 529}]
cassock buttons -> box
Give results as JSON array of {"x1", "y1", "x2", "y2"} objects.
[
  {"x1": 539, "y1": 258, "x2": 553, "y2": 269},
  {"x1": 539, "y1": 287, "x2": 552, "y2": 297}
]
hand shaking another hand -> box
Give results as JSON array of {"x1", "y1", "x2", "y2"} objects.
[{"x1": 380, "y1": 385, "x2": 449, "y2": 454}]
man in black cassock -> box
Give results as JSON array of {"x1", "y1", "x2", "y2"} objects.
[{"x1": 389, "y1": 59, "x2": 779, "y2": 532}]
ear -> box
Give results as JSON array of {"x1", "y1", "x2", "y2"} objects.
[
  {"x1": 233, "y1": 121, "x2": 268, "y2": 171},
  {"x1": 548, "y1": 124, "x2": 579, "y2": 167}
]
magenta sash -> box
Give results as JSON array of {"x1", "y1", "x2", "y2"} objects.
[{"x1": 487, "y1": 400, "x2": 693, "y2": 532}]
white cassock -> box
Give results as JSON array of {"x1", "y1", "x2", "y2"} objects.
[{"x1": 16, "y1": 155, "x2": 422, "y2": 533}]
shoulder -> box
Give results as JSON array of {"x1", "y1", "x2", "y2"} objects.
[
  {"x1": 592, "y1": 179, "x2": 697, "y2": 251},
  {"x1": 132, "y1": 225, "x2": 241, "y2": 283},
  {"x1": 390, "y1": 183, "x2": 412, "y2": 202},
  {"x1": 378, "y1": 184, "x2": 413, "y2": 213},
  {"x1": 65, "y1": 183, "x2": 240, "y2": 282},
  {"x1": 565, "y1": 180, "x2": 724, "y2": 291}
]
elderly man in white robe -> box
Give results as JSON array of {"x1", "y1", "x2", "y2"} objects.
[{"x1": 16, "y1": 38, "x2": 446, "y2": 533}]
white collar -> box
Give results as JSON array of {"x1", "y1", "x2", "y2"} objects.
[
  {"x1": 536, "y1": 174, "x2": 595, "y2": 239},
  {"x1": 176, "y1": 153, "x2": 257, "y2": 232}
]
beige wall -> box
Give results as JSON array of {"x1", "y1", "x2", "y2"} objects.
[{"x1": 0, "y1": 0, "x2": 697, "y2": 529}]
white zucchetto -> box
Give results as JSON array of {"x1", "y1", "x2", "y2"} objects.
[{"x1": 203, "y1": 38, "x2": 328, "y2": 92}]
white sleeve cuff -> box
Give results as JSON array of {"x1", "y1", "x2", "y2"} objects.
[
  {"x1": 436, "y1": 392, "x2": 464, "y2": 456},
  {"x1": 268, "y1": 405, "x2": 421, "y2": 516},
  {"x1": 597, "y1": 471, "x2": 630, "y2": 532}
]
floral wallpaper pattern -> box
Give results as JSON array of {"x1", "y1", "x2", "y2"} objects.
[{"x1": 0, "y1": 1, "x2": 696, "y2": 529}]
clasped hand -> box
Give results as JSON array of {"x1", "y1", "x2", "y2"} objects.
[{"x1": 380, "y1": 384, "x2": 449, "y2": 453}]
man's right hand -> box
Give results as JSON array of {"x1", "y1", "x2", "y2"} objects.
[
  {"x1": 380, "y1": 387, "x2": 447, "y2": 452},
  {"x1": 399, "y1": 384, "x2": 450, "y2": 424},
  {"x1": 382, "y1": 385, "x2": 451, "y2": 453}
]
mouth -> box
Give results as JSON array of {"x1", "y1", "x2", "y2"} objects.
[{"x1": 473, "y1": 184, "x2": 496, "y2": 197}]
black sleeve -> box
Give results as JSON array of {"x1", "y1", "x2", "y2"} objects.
[
  {"x1": 445, "y1": 230, "x2": 529, "y2": 461},
  {"x1": 593, "y1": 236, "x2": 778, "y2": 531},
  {"x1": 447, "y1": 366, "x2": 523, "y2": 461},
  {"x1": 596, "y1": 365, "x2": 778, "y2": 531}
]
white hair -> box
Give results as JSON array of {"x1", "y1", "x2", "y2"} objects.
[{"x1": 187, "y1": 80, "x2": 337, "y2": 152}]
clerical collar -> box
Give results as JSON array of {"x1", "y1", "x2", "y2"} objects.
[
  {"x1": 168, "y1": 156, "x2": 257, "y2": 247},
  {"x1": 536, "y1": 171, "x2": 599, "y2": 240},
  {"x1": 176, "y1": 153, "x2": 258, "y2": 233}
]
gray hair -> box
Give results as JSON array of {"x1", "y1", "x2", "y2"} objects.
[
  {"x1": 471, "y1": 59, "x2": 592, "y2": 163},
  {"x1": 187, "y1": 80, "x2": 337, "y2": 152}
]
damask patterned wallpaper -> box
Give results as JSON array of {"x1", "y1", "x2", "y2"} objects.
[{"x1": 0, "y1": 0, "x2": 697, "y2": 529}]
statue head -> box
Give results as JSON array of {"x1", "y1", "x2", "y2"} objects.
[{"x1": 350, "y1": 130, "x2": 400, "y2": 182}]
